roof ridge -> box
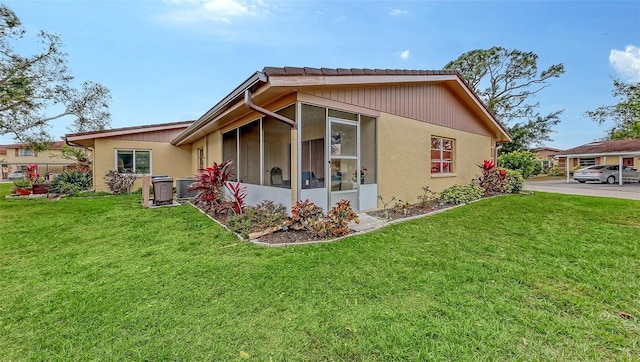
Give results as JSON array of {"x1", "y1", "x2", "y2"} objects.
[{"x1": 262, "y1": 66, "x2": 460, "y2": 77}]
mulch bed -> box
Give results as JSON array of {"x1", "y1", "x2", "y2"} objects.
[
  {"x1": 191, "y1": 200, "x2": 451, "y2": 245},
  {"x1": 366, "y1": 201, "x2": 446, "y2": 221}
]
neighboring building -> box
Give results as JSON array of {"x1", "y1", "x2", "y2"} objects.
[
  {"x1": 0, "y1": 145, "x2": 7, "y2": 180},
  {"x1": 1, "y1": 141, "x2": 73, "y2": 180},
  {"x1": 533, "y1": 146, "x2": 564, "y2": 169},
  {"x1": 534, "y1": 146, "x2": 564, "y2": 159},
  {"x1": 556, "y1": 139, "x2": 640, "y2": 175},
  {"x1": 66, "y1": 121, "x2": 193, "y2": 191},
  {"x1": 67, "y1": 67, "x2": 511, "y2": 211}
]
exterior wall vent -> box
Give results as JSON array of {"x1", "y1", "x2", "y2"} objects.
[{"x1": 176, "y1": 177, "x2": 197, "y2": 199}]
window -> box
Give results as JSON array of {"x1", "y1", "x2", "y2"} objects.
[
  {"x1": 431, "y1": 137, "x2": 454, "y2": 173},
  {"x1": 579, "y1": 158, "x2": 596, "y2": 167},
  {"x1": 116, "y1": 149, "x2": 151, "y2": 174},
  {"x1": 19, "y1": 148, "x2": 34, "y2": 157},
  {"x1": 197, "y1": 147, "x2": 205, "y2": 170}
]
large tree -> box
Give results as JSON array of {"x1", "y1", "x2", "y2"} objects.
[
  {"x1": 444, "y1": 46, "x2": 565, "y2": 151},
  {"x1": 585, "y1": 79, "x2": 640, "y2": 139},
  {"x1": 0, "y1": 4, "x2": 110, "y2": 145}
]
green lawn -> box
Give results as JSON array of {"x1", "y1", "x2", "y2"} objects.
[{"x1": 1, "y1": 183, "x2": 639, "y2": 360}]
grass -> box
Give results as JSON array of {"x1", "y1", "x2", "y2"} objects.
[{"x1": 1, "y1": 183, "x2": 639, "y2": 360}]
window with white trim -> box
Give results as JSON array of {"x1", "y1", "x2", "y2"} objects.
[
  {"x1": 197, "y1": 147, "x2": 205, "y2": 170},
  {"x1": 431, "y1": 137, "x2": 454, "y2": 173},
  {"x1": 19, "y1": 148, "x2": 34, "y2": 157},
  {"x1": 116, "y1": 149, "x2": 151, "y2": 174}
]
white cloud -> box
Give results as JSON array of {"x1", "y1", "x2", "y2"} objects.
[
  {"x1": 609, "y1": 45, "x2": 640, "y2": 81},
  {"x1": 161, "y1": 0, "x2": 269, "y2": 24},
  {"x1": 390, "y1": 9, "x2": 409, "y2": 16},
  {"x1": 399, "y1": 50, "x2": 410, "y2": 60}
]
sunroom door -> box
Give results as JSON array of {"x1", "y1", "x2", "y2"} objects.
[{"x1": 329, "y1": 119, "x2": 359, "y2": 209}]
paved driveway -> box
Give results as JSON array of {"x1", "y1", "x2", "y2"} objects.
[{"x1": 525, "y1": 180, "x2": 640, "y2": 201}]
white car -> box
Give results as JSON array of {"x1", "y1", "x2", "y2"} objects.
[
  {"x1": 7, "y1": 170, "x2": 26, "y2": 180},
  {"x1": 574, "y1": 165, "x2": 640, "y2": 184}
]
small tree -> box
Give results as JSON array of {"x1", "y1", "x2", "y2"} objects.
[
  {"x1": 0, "y1": 4, "x2": 111, "y2": 144},
  {"x1": 585, "y1": 79, "x2": 640, "y2": 139},
  {"x1": 498, "y1": 150, "x2": 540, "y2": 179}
]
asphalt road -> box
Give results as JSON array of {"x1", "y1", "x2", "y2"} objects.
[{"x1": 525, "y1": 180, "x2": 640, "y2": 201}]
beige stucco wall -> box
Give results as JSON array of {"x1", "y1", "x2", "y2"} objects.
[
  {"x1": 377, "y1": 112, "x2": 493, "y2": 206},
  {"x1": 92, "y1": 139, "x2": 191, "y2": 192},
  {"x1": 189, "y1": 131, "x2": 223, "y2": 174}
]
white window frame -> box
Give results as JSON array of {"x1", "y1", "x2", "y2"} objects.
[
  {"x1": 114, "y1": 149, "x2": 152, "y2": 175},
  {"x1": 430, "y1": 136, "x2": 455, "y2": 174},
  {"x1": 197, "y1": 147, "x2": 205, "y2": 170},
  {"x1": 19, "y1": 148, "x2": 34, "y2": 157}
]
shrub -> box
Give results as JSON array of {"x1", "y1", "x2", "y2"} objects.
[
  {"x1": 226, "y1": 181, "x2": 246, "y2": 216},
  {"x1": 49, "y1": 170, "x2": 93, "y2": 195},
  {"x1": 505, "y1": 169, "x2": 525, "y2": 194},
  {"x1": 285, "y1": 199, "x2": 324, "y2": 231},
  {"x1": 104, "y1": 170, "x2": 137, "y2": 194},
  {"x1": 439, "y1": 183, "x2": 483, "y2": 205},
  {"x1": 393, "y1": 200, "x2": 412, "y2": 216},
  {"x1": 417, "y1": 186, "x2": 438, "y2": 208},
  {"x1": 312, "y1": 199, "x2": 359, "y2": 238},
  {"x1": 188, "y1": 160, "x2": 237, "y2": 215},
  {"x1": 474, "y1": 160, "x2": 508, "y2": 196},
  {"x1": 227, "y1": 201, "x2": 287, "y2": 239},
  {"x1": 498, "y1": 150, "x2": 540, "y2": 179},
  {"x1": 546, "y1": 164, "x2": 560, "y2": 176},
  {"x1": 376, "y1": 195, "x2": 396, "y2": 220}
]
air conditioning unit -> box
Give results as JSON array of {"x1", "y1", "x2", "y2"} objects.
[{"x1": 176, "y1": 177, "x2": 197, "y2": 199}]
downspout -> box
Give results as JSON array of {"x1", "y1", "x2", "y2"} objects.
[{"x1": 244, "y1": 89, "x2": 297, "y2": 129}]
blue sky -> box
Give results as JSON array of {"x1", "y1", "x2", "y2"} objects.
[{"x1": 2, "y1": 0, "x2": 639, "y2": 150}]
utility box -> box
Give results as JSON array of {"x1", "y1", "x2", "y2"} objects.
[
  {"x1": 176, "y1": 177, "x2": 198, "y2": 199},
  {"x1": 152, "y1": 177, "x2": 174, "y2": 206}
]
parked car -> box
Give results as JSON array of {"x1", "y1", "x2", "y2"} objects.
[
  {"x1": 573, "y1": 165, "x2": 640, "y2": 184},
  {"x1": 7, "y1": 170, "x2": 25, "y2": 180}
]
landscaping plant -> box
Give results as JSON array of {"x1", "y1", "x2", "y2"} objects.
[
  {"x1": 312, "y1": 199, "x2": 359, "y2": 238},
  {"x1": 285, "y1": 199, "x2": 324, "y2": 231},
  {"x1": 439, "y1": 183, "x2": 484, "y2": 205},
  {"x1": 188, "y1": 160, "x2": 247, "y2": 215},
  {"x1": 417, "y1": 186, "x2": 438, "y2": 208},
  {"x1": 505, "y1": 169, "x2": 526, "y2": 193},
  {"x1": 497, "y1": 150, "x2": 541, "y2": 178},
  {"x1": 49, "y1": 170, "x2": 93, "y2": 195},
  {"x1": 104, "y1": 170, "x2": 137, "y2": 194},
  {"x1": 376, "y1": 195, "x2": 396, "y2": 220},
  {"x1": 227, "y1": 201, "x2": 288, "y2": 238},
  {"x1": 475, "y1": 160, "x2": 509, "y2": 196}
]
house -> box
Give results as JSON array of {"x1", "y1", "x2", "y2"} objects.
[
  {"x1": 67, "y1": 67, "x2": 511, "y2": 211},
  {"x1": 0, "y1": 145, "x2": 7, "y2": 179},
  {"x1": 66, "y1": 121, "x2": 193, "y2": 191},
  {"x1": 556, "y1": 139, "x2": 640, "y2": 181},
  {"x1": 1, "y1": 141, "x2": 73, "y2": 180},
  {"x1": 533, "y1": 146, "x2": 564, "y2": 170}
]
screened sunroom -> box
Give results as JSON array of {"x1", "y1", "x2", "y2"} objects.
[{"x1": 221, "y1": 102, "x2": 377, "y2": 212}]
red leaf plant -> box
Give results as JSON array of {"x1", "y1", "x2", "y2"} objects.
[
  {"x1": 26, "y1": 164, "x2": 39, "y2": 183},
  {"x1": 226, "y1": 181, "x2": 247, "y2": 216},
  {"x1": 475, "y1": 159, "x2": 508, "y2": 196},
  {"x1": 188, "y1": 160, "x2": 233, "y2": 214}
]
